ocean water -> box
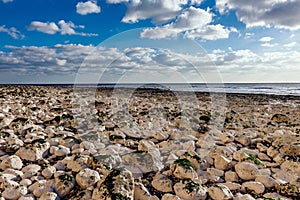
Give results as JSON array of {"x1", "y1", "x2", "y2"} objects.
[
  {"x1": 93, "y1": 83, "x2": 300, "y2": 96},
  {"x1": 7, "y1": 83, "x2": 300, "y2": 96}
]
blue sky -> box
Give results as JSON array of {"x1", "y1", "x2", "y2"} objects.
[{"x1": 0, "y1": 0, "x2": 300, "y2": 83}]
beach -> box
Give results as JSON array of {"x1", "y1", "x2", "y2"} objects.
[{"x1": 0, "y1": 85, "x2": 299, "y2": 199}]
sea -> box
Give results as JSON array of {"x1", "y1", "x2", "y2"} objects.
[{"x1": 9, "y1": 83, "x2": 300, "y2": 96}]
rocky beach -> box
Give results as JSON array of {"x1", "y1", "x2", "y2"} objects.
[{"x1": 0, "y1": 85, "x2": 299, "y2": 200}]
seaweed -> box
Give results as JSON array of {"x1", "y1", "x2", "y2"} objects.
[
  {"x1": 174, "y1": 158, "x2": 196, "y2": 171},
  {"x1": 246, "y1": 153, "x2": 265, "y2": 166}
]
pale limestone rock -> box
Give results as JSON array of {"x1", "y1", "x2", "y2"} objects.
[
  {"x1": 75, "y1": 168, "x2": 100, "y2": 189},
  {"x1": 51, "y1": 145, "x2": 70, "y2": 157},
  {"x1": 18, "y1": 194, "x2": 35, "y2": 200},
  {"x1": 263, "y1": 192, "x2": 292, "y2": 200},
  {"x1": 255, "y1": 175, "x2": 277, "y2": 188},
  {"x1": 233, "y1": 148, "x2": 258, "y2": 162},
  {"x1": 225, "y1": 171, "x2": 239, "y2": 182},
  {"x1": 207, "y1": 168, "x2": 224, "y2": 177},
  {"x1": 2, "y1": 185, "x2": 27, "y2": 200},
  {"x1": 182, "y1": 141, "x2": 195, "y2": 151},
  {"x1": 281, "y1": 160, "x2": 300, "y2": 175},
  {"x1": 16, "y1": 141, "x2": 50, "y2": 161},
  {"x1": 21, "y1": 164, "x2": 41, "y2": 179},
  {"x1": 20, "y1": 179, "x2": 32, "y2": 186},
  {"x1": 2, "y1": 169, "x2": 23, "y2": 177},
  {"x1": 134, "y1": 182, "x2": 159, "y2": 200},
  {"x1": 242, "y1": 181, "x2": 265, "y2": 194},
  {"x1": 151, "y1": 173, "x2": 173, "y2": 193},
  {"x1": 0, "y1": 155, "x2": 23, "y2": 170},
  {"x1": 67, "y1": 154, "x2": 89, "y2": 172},
  {"x1": 80, "y1": 141, "x2": 95, "y2": 150},
  {"x1": 214, "y1": 155, "x2": 231, "y2": 170},
  {"x1": 233, "y1": 193, "x2": 255, "y2": 200},
  {"x1": 42, "y1": 166, "x2": 56, "y2": 179},
  {"x1": 235, "y1": 162, "x2": 259, "y2": 180},
  {"x1": 174, "y1": 180, "x2": 207, "y2": 200},
  {"x1": 224, "y1": 182, "x2": 241, "y2": 191},
  {"x1": 171, "y1": 163, "x2": 198, "y2": 180},
  {"x1": 161, "y1": 194, "x2": 181, "y2": 200},
  {"x1": 39, "y1": 192, "x2": 59, "y2": 200},
  {"x1": 92, "y1": 168, "x2": 134, "y2": 200},
  {"x1": 208, "y1": 184, "x2": 233, "y2": 200}
]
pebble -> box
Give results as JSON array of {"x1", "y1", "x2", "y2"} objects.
[
  {"x1": 75, "y1": 168, "x2": 100, "y2": 189},
  {"x1": 242, "y1": 181, "x2": 265, "y2": 194},
  {"x1": 208, "y1": 184, "x2": 233, "y2": 200},
  {"x1": 235, "y1": 162, "x2": 259, "y2": 180}
]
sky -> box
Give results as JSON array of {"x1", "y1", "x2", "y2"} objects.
[{"x1": 0, "y1": 0, "x2": 300, "y2": 83}]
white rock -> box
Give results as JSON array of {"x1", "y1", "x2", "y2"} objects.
[
  {"x1": 80, "y1": 141, "x2": 95, "y2": 150},
  {"x1": 235, "y1": 162, "x2": 259, "y2": 180},
  {"x1": 151, "y1": 173, "x2": 173, "y2": 193},
  {"x1": 2, "y1": 169, "x2": 23, "y2": 177},
  {"x1": 18, "y1": 194, "x2": 35, "y2": 200},
  {"x1": 39, "y1": 191, "x2": 59, "y2": 200},
  {"x1": 242, "y1": 181, "x2": 265, "y2": 194},
  {"x1": 174, "y1": 181, "x2": 207, "y2": 200},
  {"x1": 208, "y1": 184, "x2": 233, "y2": 200},
  {"x1": 0, "y1": 155, "x2": 23, "y2": 170},
  {"x1": 76, "y1": 168, "x2": 100, "y2": 189},
  {"x1": 32, "y1": 182, "x2": 54, "y2": 198},
  {"x1": 20, "y1": 179, "x2": 32, "y2": 186},
  {"x1": 42, "y1": 166, "x2": 56, "y2": 179},
  {"x1": 182, "y1": 141, "x2": 195, "y2": 151},
  {"x1": 53, "y1": 145, "x2": 70, "y2": 157}
]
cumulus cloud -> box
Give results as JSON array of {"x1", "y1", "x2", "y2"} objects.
[
  {"x1": 141, "y1": 7, "x2": 235, "y2": 40},
  {"x1": 1, "y1": 44, "x2": 300, "y2": 82},
  {"x1": 0, "y1": 25, "x2": 24, "y2": 39},
  {"x1": 28, "y1": 20, "x2": 98, "y2": 36},
  {"x1": 111, "y1": 0, "x2": 188, "y2": 24},
  {"x1": 2, "y1": 0, "x2": 13, "y2": 3},
  {"x1": 284, "y1": 42, "x2": 297, "y2": 47},
  {"x1": 215, "y1": 0, "x2": 300, "y2": 30},
  {"x1": 76, "y1": 0, "x2": 101, "y2": 15}
]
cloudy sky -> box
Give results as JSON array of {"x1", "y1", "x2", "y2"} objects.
[{"x1": 0, "y1": 0, "x2": 300, "y2": 83}]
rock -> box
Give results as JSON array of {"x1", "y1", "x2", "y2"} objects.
[
  {"x1": 20, "y1": 179, "x2": 32, "y2": 186},
  {"x1": 69, "y1": 190, "x2": 92, "y2": 200},
  {"x1": 76, "y1": 168, "x2": 100, "y2": 189},
  {"x1": 242, "y1": 181, "x2": 265, "y2": 194},
  {"x1": 271, "y1": 114, "x2": 289, "y2": 123},
  {"x1": 275, "y1": 183, "x2": 300, "y2": 197},
  {"x1": 67, "y1": 154, "x2": 89, "y2": 172},
  {"x1": 233, "y1": 193, "x2": 255, "y2": 200},
  {"x1": 18, "y1": 194, "x2": 35, "y2": 200},
  {"x1": 174, "y1": 180, "x2": 207, "y2": 200},
  {"x1": 273, "y1": 169, "x2": 298, "y2": 183},
  {"x1": 92, "y1": 168, "x2": 134, "y2": 200},
  {"x1": 208, "y1": 184, "x2": 233, "y2": 200},
  {"x1": 225, "y1": 171, "x2": 239, "y2": 182},
  {"x1": 214, "y1": 155, "x2": 231, "y2": 170},
  {"x1": 273, "y1": 134, "x2": 300, "y2": 156},
  {"x1": 207, "y1": 168, "x2": 224, "y2": 177},
  {"x1": 53, "y1": 173, "x2": 75, "y2": 197},
  {"x1": 0, "y1": 155, "x2": 23, "y2": 170},
  {"x1": 22, "y1": 164, "x2": 41, "y2": 179},
  {"x1": 151, "y1": 173, "x2": 173, "y2": 193},
  {"x1": 42, "y1": 166, "x2": 56, "y2": 179},
  {"x1": 32, "y1": 181, "x2": 54, "y2": 197},
  {"x1": 263, "y1": 192, "x2": 292, "y2": 200},
  {"x1": 2, "y1": 185, "x2": 27, "y2": 200},
  {"x1": 235, "y1": 135, "x2": 251, "y2": 146},
  {"x1": 281, "y1": 160, "x2": 300, "y2": 174},
  {"x1": 51, "y1": 145, "x2": 70, "y2": 157},
  {"x1": 224, "y1": 182, "x2": 241, "y2": 191},
  {"x1": 233, "y1": 148, "x2": 258, "y2": 162},
  {"x1": 16, "y1": 141, "x2": 50, "y2": 161},
  {"x1": 171, "y1": 158, "x2": 198, "y2": 180},
  {"x1": 134, "y1": 182, "x2": 159, "y2": 200},
  {"x1": 255, "y1": 175, "x2": 277, "y2": 188},
  {"x1": 235, "y1": 162, "x2": 259, "y2": 180},
  {"x1": 39, "y1": 192, "x2": 59, "y2": 200},
  {"x1": 161, "y1": 194, "x2": 181, "y2": 200}
]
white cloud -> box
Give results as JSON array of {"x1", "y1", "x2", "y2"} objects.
[
  {"x1": 76, "y1": 1, "x2": 101, "y2": 15},
  {"x1": 216, "y1": 0, "x2": 300, "y2": 30},
  {"x1": 261, "y1": 43, "x2": 278, "y2": 47},
  {"x1": 28, "y1": 21, "x2": 59, "y2": 34},
  {"x1": 2, "y1": 0, "x2": 13, "y2": 3},
  {"x1": 244, "y1": 32, "x2": 254, "y2": 39},
  {"x1": 28, "y1": 20, "x2": 98, "y2": 36},
  {"x1": 112, "y1": 0, "x2": 188, "y2": 24},
  {"x1": 141, "y1": 7, "x2": 235, "y2": 40},
  {"x1": 0, "y1": 25, "x2": 24, "y2": 39},
  {"x1": 283, "y1": 42, "x2": 297, "y2": 47},
  {"x1": 259, "y1": 36, "x2": 274, "y2": 42}
]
